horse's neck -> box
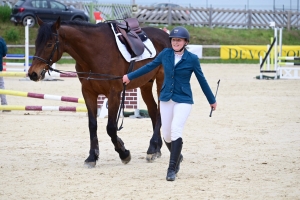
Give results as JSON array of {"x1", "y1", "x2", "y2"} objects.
[
  {"x1": 60, "y1": 26, "x2": 96, "y2": 61},
  {"x1": 60, "y1": 24, "x2": 114, "y2": 68}
]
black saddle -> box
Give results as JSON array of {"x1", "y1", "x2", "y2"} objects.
[{"x1": 108, "y1": 18, "x2": 147, "y2": 57}]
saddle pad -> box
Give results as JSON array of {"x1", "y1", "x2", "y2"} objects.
[{"x1": 110, "y1": 24, "x2": 156, "y2": 62}]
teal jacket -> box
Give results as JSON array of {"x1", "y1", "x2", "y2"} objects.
[
  {"x1": 128, "y1": 48, "x2": 216, "y2": 104},
  {"x1": 0, "y1": 37, "x2": 8, "y2": 71}
]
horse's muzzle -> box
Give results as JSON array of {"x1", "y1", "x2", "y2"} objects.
[
  {"x1": 28, "y1": 72, "x2": 39, "y2": 81},
  {"x1": 28, "y1": 70, "x2": 46, "y2": 81}
]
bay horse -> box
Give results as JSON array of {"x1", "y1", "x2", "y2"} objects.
[{"x1": 28, "y1": 17, "x2": 171, "y2": 167}]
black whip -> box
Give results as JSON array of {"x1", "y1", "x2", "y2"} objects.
[{"x1": 209, "y1": 79, "x2": 220, "y2": 117}]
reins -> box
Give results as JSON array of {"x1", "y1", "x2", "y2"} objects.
[
  {"x1": 116, "y1": 58, "x2": 136, "y2": 131},
  {"x1": 33, "y1": 30, "x2": 133, "y2": 132},
  {"x1": 48, "y1": 68, "x2": 123, "y2": 81}
]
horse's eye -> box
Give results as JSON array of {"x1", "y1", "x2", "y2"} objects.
[{"x1": 46, "y1": 43, "x2": 52, "y2": 48}]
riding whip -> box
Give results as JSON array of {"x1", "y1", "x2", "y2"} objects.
[{"x1": 209, "y1": 79, "x2": 220, "y2": 117}]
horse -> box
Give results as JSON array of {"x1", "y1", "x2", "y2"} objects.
[{"x1": 28, "y1": 17, "x2": 171, "y2": 168}]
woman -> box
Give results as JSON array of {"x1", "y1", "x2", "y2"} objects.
[
  {"x1": 123, "y1": 26, "x2": 217, "y2": 181},
  {"x1": 0, "y1": 36, "x2": 9, "y2": 112}
]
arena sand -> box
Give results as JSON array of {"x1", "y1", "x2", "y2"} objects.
[{"x1": 0, "y1": 64, "x2": 299, "y2": 199}]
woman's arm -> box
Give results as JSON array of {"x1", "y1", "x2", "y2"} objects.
[{"x1": 123, "y1": 49, "x2": 167, "y2": 84}]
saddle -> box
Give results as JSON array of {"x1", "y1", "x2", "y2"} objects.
[{"x1": 113, "y1": 18, "x2": 145, "y2": 57}]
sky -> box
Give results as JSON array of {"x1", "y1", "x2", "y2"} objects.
[{"x1": 97, "y1": 0, "x2": 299, "y2": 11}]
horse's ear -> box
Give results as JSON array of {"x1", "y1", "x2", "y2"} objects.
[
  {"x1": 36, "y1": 16, "x2": 43, "y2": 26},
  {"x1": 54, "y1": 17, "x2": 61, "y2": 30}
]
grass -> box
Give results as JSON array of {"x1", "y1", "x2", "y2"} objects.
[{"x1": 1, "y1": 21, "x2": 300, "y2": 64}]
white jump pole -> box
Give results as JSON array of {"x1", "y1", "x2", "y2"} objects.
[
  {"x1": 133, "y1": 88, "x2": 141, "y2": 118},
  {"x1": 259, "y1": 56, "x2": 263, "y2": 79},
  {"x1": 25, "y1": 19, "x2": 30, "y2": 73},
  {"x1": 274, "y1": 27, "x2": 278, "y2": 79},
  {"x1": 23, "y1": 19, "x2": 56, "y2": 78},
  {"x1": 279, "y1": 28, "x2": 283, "y2": 57},
  {"x1": 267, "y1": 44, "x2": 270, "y2": 71}
]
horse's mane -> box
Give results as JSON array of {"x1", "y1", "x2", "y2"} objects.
[
  {"x1": 60, "y1": 20, "x2": 100, "y2": 28},
  {"x1": 36, "y1": 20, "x2": 104, "y2": 46}
]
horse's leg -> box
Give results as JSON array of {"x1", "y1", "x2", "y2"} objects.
[
  {"x1": 140, "y1": 81, "x2": 163, "y2": 162},
  {"x1": 76, "y1": 64, "x2": 99, "y2": 168},
  {"x1": 107, "y1": 91, "x2": 131, "y2": 164},
  {"x1": 84, "y1": 92, "x2": 100, "y2": 167}
]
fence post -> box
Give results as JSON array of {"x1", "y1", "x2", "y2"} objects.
[
  {"x1": 287, "y1": 11, "x2": 291, "y2": 30},
  {"x1": 209, "y1": 6, "x2": 212, "y2": 28},
  {"x1": 89, "y1": 3, "x2": 94, "y2": 21},
  {"x1": 247, "y1": 10, "x2": 252, "y2": 29},
  {"x1": 112, "y1": 4, "x2": 116, "y2": 19},
  {"x1": 168, "y1": 7, "x2": 172, "y2": 26}
]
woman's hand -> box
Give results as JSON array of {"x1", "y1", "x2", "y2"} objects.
[
  {"x1": 123, "y1": 75, "x2": 130, "y2": 85},
  {"x1": 210, "y1": 102, "x2": 217, "y2": 110}
]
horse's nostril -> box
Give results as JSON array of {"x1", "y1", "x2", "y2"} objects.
[{"x1": 28, "y1": 72, "x2": 38, "y2": 81}]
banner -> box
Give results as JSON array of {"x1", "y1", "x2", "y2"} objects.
[
  {"x1": 186, "y1": 45, "x2": 202, "y2": 58},
  {"x1": 220, "y1": 45, "x2": 300, "y2": 59}
]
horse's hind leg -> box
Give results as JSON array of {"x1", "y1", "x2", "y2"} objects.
[
  {"x1": 140, "y1": 81, "x2": 163, "y2": 162},
  {"x1": 106, "y1": 92, "x2": 131, "y2": 164}
]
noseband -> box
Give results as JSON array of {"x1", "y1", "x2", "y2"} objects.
[{"x1": 33, "y1": 32, "x2": 60, "y2": 75}]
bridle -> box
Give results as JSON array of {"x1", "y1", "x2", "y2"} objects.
[{"x1": 32, "y1": 32, "x2": 60, "y2": 76}]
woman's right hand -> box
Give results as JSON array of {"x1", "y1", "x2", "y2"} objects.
[{"x1": 123, "y1": 75, "x2": 130, "y2": 85}]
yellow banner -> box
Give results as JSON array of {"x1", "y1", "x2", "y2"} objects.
[{"x1": 220, "y1": 45, "x2": 300, "y2": 59}]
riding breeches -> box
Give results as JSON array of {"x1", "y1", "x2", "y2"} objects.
[
  {"x1": 160, "y1": 99, "x2": 192, "y2": 143},
  {"x1": 0, "y1": 77, "x2": 7, "y2": 105}
]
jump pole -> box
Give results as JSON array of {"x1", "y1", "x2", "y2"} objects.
[
  {"x1": 0, "y1": 105, "x2": 87, "y2": 112},
  {"x1": 0, "y1": 71, "x2": 77, "y2": 78},
  {"x1": 25, "y1": 19, "x2": 29, "y2": 73},
  {"x1": 0, "y1": 89, "x2": 85, "y2": 103}
]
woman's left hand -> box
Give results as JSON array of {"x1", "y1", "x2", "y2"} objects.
[{"x1": 210, "y1": 102, "x2": 217, "y2": 110}]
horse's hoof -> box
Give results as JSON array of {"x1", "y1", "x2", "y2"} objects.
[
  {"x1": 146, "y1": 151, "x2": 162, "y2": 162},
  {"x1": 84, "y1": 161, "x2": 96, "y2": 168},
  {"x1": 121, "y1": 153, "x2": 131, "y2": 164}
]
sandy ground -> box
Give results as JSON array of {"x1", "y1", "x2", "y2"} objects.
[{"x1": 0, "y1": 64, "x2": 299, "y2": 200}]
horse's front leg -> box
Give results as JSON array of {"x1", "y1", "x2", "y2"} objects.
[
  {"x1": 81, "y1": 86, "x2": 99, "y2": 167},
  {"x1": 84, "y1": 108, "x2": 99, "y2": 167},
  {"x1": 107, "y1": 92, "x2": 131, "y2": 164}
]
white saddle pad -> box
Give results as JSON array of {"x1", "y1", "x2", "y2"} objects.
[{"x1": 110, "y1": 24, "x2": 156, "y2": 62}]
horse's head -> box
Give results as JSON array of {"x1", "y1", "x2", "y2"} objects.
[{"x1": 28, "y1": 16, "x2": 63, "y2": 81}]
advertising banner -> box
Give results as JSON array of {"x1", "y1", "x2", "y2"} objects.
[
  {"x1": 186, "y1": 45, "x2": 203, "y2": 58},
  {"x1": 221, "y1": 46, "x2": 300, "y2": 59}
]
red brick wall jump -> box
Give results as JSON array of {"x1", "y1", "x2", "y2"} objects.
[{"x1": 97, "y1": 88, "x2": 139, "y2": 109}]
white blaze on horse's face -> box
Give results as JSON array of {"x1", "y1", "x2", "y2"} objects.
[{"x1": 171, "y1": 38, "x2": 186, "y2": 53}]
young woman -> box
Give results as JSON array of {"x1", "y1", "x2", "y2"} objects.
[
  {"x1": 123, "y1": 26, "x2": 217, "y2": 181},
  {"x1": 0, "y1": 36, "x2": 9, "y2": 112}
]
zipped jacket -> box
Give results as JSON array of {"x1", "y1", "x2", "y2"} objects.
[
  {"x1": 128, "y1": 48, "x2": 216, "y2": 104},
  {"x1": 0, "y1": 37, "x2": 8, "y2": 71}
]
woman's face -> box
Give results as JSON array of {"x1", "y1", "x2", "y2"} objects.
[{"x1": 171, "y1": 38, "x2": 187, "y2": 52}]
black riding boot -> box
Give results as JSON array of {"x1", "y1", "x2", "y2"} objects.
[
  {"x1": 164, "y1": 139, "x2": 183, "y2": 174},
  {"x1": 166, "y1": 138, "x2": 183, "y2": 181}
]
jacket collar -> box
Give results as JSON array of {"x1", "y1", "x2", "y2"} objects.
[{"x1": 167, "y1": 48, "x2": 188, "y2": 64}]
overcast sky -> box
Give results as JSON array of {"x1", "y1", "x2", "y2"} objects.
[{"x1": 101, "y1": 0, "x2": 298, "y2": 11}]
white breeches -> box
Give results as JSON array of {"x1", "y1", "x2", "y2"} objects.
[{"x1": 160, "y1": 99, "x2": 192, "y2": 143}]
